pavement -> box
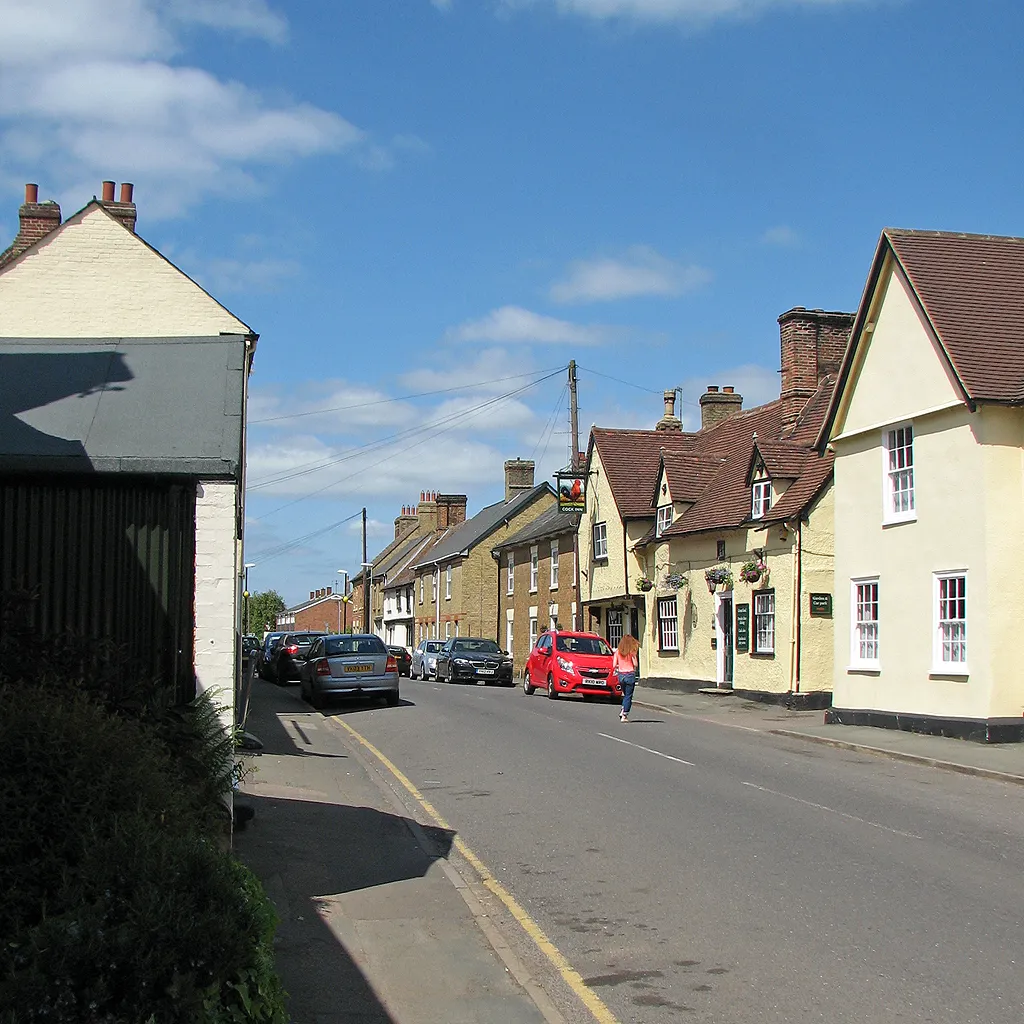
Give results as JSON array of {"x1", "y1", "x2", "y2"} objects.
[{"x1": 233, "y1": 677, "x2": 1024, "y2": 1024}]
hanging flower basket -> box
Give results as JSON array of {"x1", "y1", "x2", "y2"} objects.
[
  {"x1": 635, "y1": 576, "x2": 654, "y2": 592},
  {"x1": 662, "y1": 571, "x2": 688, "y2": 591},
  {"x1": 704, "y1": 566, "x2": 733, "y2": 592},
  {"x1": 739, "y1": 559, "x2": 768, "y2": 584}
]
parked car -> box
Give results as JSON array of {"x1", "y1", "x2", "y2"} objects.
[
  {"x1": 386, "y1": 645, "x2": 412, "y2": 676},
  {"x1": 435, "y1": 637, "x2": 514, "y2": 686},
  {"x1": 268, "y1": 631, "x2": 325, "y2": 684},
  {"x1": 299, "y1": 634, "x2": 400, "y2": 709},
  {"x1": 410, "y1": 639, "x2": 445, "y2": 680},
  {"x1": 241, "y1": 634, "x2": 261, "y2": 656},
  {"x1": 524, "y1": 630, "x2": 618, "y2": 700},
  {"x1": 258, "y1": 631, "x2": 286, "y2": 680}
]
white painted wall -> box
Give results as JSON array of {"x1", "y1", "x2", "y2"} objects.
[{"x1": 0, "y1": 205, "x2": 250, "y2": 338}]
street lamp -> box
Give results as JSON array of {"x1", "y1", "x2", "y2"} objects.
[
  {"x1": 243, "y1": 562, "x2": 256, "y2": 634},
  {"x1": 337, "y1": 569, "x2": 349, "y2": 633}
]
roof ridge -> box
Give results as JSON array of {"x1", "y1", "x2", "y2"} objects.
[{"x1": 885, "y1": 227, "x2": 1024, "y2": 244}]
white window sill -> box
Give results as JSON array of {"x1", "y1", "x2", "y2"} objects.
[
  {"x1": 930, "y1": 665, "x2": 970, "y2": 679},
  {"x1": 529, "y1": 588, "x2": 538, "y2": 595},
  {"x1": 846, "y1": 664, "x2": 881, "y2": 674},
  {"x1": 882, "y1": 513, "x2": 917, "y2": 528}
]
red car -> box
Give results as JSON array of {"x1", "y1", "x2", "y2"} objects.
[{"x1": 523, "y1": 630, "x2": 620, "y2": 700}]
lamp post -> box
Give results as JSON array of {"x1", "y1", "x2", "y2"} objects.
[
  {"x1": 337, "y1": 569, "x2": 349, "y2": 633},
  {"x1": 243, "y1": 562, "x2": 256, "y2": 634}
]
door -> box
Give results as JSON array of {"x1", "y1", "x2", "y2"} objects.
[{"x1": 716, "y1": 592, "x2": 734, "y2": 688}]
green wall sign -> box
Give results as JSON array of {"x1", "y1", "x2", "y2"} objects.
[
  {"x1": 809, "y1": 593, "x2": 832, "y2": 617},
  {"x1": 735, "y1": 603, "x2": 750, "y2": 652}
]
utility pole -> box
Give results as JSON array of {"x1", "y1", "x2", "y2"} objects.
[
  {"x1": 568, "y1": 360, "x2": 583, "y2": 632},
  {"x1": 362, "y1": 507, "x2": 370, "y2": 635}
]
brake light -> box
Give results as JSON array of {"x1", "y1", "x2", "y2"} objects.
[
  {"x1": 317, "y1": 660, "x2": 331, "y2": 676},
  {"x1": 285, "y1": 644, "x2": 299, "y2": 655},
  {"x1": 385, "y1": 655, "x2": 398, "y2": 673}
]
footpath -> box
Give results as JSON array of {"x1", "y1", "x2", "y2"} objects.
[{"x1": 233, "y1": 679, "x2": 1024, "y2": 1024}]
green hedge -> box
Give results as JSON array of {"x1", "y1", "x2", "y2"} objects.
[{"x1": 0, "y1": 683, "x2": 287, "y2": 1023}]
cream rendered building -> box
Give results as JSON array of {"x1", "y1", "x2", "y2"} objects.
[
  {"x1": 0, "y1": 182, "x2": 256, "y2": 730},
  {"x1": 821, "y1": 228, "x2": 1024, "y2": 741}
]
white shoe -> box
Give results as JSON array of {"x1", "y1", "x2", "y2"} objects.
[{"x1": 620, "y1": 712, "x2": 628, "y2": 722}]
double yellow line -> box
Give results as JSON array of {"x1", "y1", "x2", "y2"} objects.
[{"x1": 335, "y1": 717, "x2": 620, "y2": 1024}]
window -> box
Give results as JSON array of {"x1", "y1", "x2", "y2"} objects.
[
  {"x1": 507, "y1": 552, "x2": 514, "y2": 595},
  {"x1": 445, "y1": 565, "x2": 452, "y2": 600},
  {"x1": 751, "y1": 480, "x2": 772, "y2": 520},
  {"x1": 656, "y1": 504, "x2": 673, "y2": 536},
  {"x1": 717, "y1": 540, "x2": 726, "y2": 560},
  {"x1": 506, "y1": 616, "x2": 513, "y2": 657},
  {"x1": 530, "y1": 545, "x2": 538, "y2": 591},
  {"x1": 593, "y1": 521, "x2": 608, "y2": 560},
  {"x1": 549, "y1": 603, "x2": 558, "y2": 629},
  {"x1": 431, "y1": 572, "x2": 437, "y2": 602},
  {"x1": 454, "y1": 619, "x2": 460, "y2": 636},
  {"x1": 753, "y1": 591, "x2": 775, "y2": 654},
  {"x1": 884, "y1": 424, "x2": 915, "y2": 522},
  {"x1": 529, "y1": 616, "x2": 539, "y2": 649},
  {"x1": 658, "y1": 596, "x2": 679, "y2": 651},
  {"x1": 445, "y1": 620, "x2": 451, "y2": 640},
  {"x1": 607, "y1": 609, "x2": 623, "y2": 649},
  {"x1": 934, "y1": 572, "x2": 968, "y2": 672},
  {"x1": 419, "y1": 578, "x2": 424, "y2": 604},
  {"x1": 850, "y1": 578, "x2": 879, "y2": 668},
  {"x1": 550, "y1": 540, "x2": 559, "y2": 588}
]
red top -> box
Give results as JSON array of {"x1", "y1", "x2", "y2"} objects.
[{"x1": 613, "y1": 651, "x2": 638, "y2": 675}]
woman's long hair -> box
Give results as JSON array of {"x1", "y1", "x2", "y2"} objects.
[{"x1": 617, "y1": 634, "x2": 640, "y2": 658}]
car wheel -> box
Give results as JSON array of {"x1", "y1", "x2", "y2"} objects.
[
  {"x1": 385, "y1": 690, "x2": 400, "y2": 706},
  {"x1": 523, "y1": 670, "x2": 535, "y2": 696},
  {"x1": 546, "y1": 673, "x2": 558, "y2": 699}
]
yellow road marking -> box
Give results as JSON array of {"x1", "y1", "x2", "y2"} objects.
[{"x1": 334, "y1": 716, "x2": 620, "y2": 1024}]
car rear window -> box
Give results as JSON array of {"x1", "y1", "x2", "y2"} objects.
[
  {"x1": 325, "y1": 636, "x2": 387, "y2": 656},
  {"x1": 557, "y1": 636, "x2": 612, "y2": 656}
]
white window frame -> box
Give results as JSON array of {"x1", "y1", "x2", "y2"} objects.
[
  {"x1": 607, "y1": 609, "x2": 623, "y2": 650},
  {"x1": 883, "y1": 423, "x2": 916, "y2": 524},
  {"x1": 933, "y1": 571, "x2": 968, "y2": 675},
  {"x1": 445, "y1": 620, "x2": 451, "y2": 640},
  {"x1": 849, "y1": 577, "x2": 880, "y2": 670},
  {"x1": 658, "y1": 596, "x2": 679, "y2": 651},
  {"x1": 419, "y1": 577, "x2": 424, "y2": 604},
  {"x1": 593, "y1": 521, "x2": 608, "y2": 561},
  {"x1": 530, "y1": 545, "x2": 539, "y2": 592},
  {"x1": 753, "y1": 590, "x2": 775, "y2": 654},
  {"x1": 751, "y1": 480, "x2": 772, "y2": 520},
  {"x1": 507, "y1": 551, "x2": 515, "y2": 595},
  {"x1": 529, "y1": 616, "x2": 539, "y2": 649},
  {"x1": 506, "y1": 614, "x2": 513, "y2": 658},
  {"x1": 656, "y1": 504, "x2": 673, "y2": 537},
  {"x1": 454, "y1": 619, "x2": 460, "y2": 636},
  {"x1": 549, "y1": 603, "x2": 558, "y2": 630},
  {"x1": 445, "y1": 564, "x2": 452, "y2": 600},
  {"x1": 550, "y1": 539, "x2": 559, "y2": 588},
  {"x1": 432, "y1": 572, "x2": 437, "y2": 602}
]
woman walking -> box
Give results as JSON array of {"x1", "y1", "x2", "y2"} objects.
[{"x1": 613, "y1": 634, "x2": 640, "y2": 722}]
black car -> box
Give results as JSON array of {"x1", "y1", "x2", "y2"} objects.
[
  {"x1": 257, "y1": 632, "x2": 286, "y2": 680},
  {"x1": 435, "y1": 637, "x2": 514, "y2": 686},
  {"x1": 386, "y1": 645, "x2": 412, "y2": 677},
  {"x1": 268, "y1": 631, "x2": 325, "y2": 683}
]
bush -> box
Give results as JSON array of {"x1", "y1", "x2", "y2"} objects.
[{"x1": 0, "y1": 684, "x2": 286, "y2": 1023}]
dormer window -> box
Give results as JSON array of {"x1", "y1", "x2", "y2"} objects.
[
  {"x1": 656, "y1": 504, "x2": 673, "y2": 537},
  {"x1": 751, "y1": 480, "x2": 772, "y2": 519}
]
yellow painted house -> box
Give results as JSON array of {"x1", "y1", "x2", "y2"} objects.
[
  {"x1": 581, "y1": 308, "x2": 853, "y2": 703},
  {"x1": 820, "y1": 229, "x2": 1024, "y2": 742}
]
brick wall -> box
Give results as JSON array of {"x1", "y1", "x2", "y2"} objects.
[{"x1": 778, "y1": 308, "x2": 855, "y2": 431}]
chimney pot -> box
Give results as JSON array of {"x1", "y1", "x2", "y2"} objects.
[
  {"x1": 723, "y1": 386, "x2": 734, "y2": 394},
  {"x1": 707, "y1": 385, "x2": 719, "y2": 393},
  {"x1": 101, "y1": 180, "x2": 115, "y2": 201},
  {"x1": 655, "y1": 388, "x2": 682, "y2": 432},
  {"x1": 120, "y1": 182, "x2": 134, "y2": 203},
  {"x1": 25, "y1": 183, "x2": 38, "y2": 203},
  {"x1": 310, "y1": 591, "x2": 315, "y2": 600}
]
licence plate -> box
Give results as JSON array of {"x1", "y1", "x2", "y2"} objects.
[
  {"x1": 476, "y1": 668, "x2": 495, "y2": 675},
  {"x1": 344, "y1": 664, "x2": 374, "y2": 673}
]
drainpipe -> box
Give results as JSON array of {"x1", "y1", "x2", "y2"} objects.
[
  {"x1": 788, "y1": 521, "x2": 802, "y2": 694},
  {"x1": 435, "y1": 565, "x2": 441, "y2": 639},
  {"x1": 796, "y1": 520, "x2": 803, "y2": 693}
]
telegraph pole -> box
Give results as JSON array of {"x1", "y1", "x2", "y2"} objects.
[
  {"x1": 568, "y1": 361, "x2": 583, "y2": 631},
  {"x1": 362, "y1": 507, "x2": 370, "y2": 634}
]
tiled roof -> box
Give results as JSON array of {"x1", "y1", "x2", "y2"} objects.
[
  {"x1": 659, "y1": 451, "x2": 726, "y2": 505},
  {"x1": 589, "y1": 427, "x2": 694, "y2": 519},
  {"x1": 752, "y1": 441, "x2": 808, "y2": 480},
  {"x1": 382, "y1": 534, "x2": 436, "y2": 591},
  {"x1": 492, "y1": 506, "x2": 580, "y2": 552},
  {"x1": 761, "y1": 451, "x2": 835, "y2": 525}
]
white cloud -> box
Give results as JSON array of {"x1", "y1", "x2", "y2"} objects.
[
  {"x1": 446, "y1": 305, "x2": 619, "y2": 346},
  {"x1": 399, "y1": 347, "x2": 544, "y2": 394},
  {"x1": 503, "y1": 0, "x2": 866, "y2": 24},
  {"x1": 550, "y1": 246, "x2": 712, "y2": 303},
  {"x1": 248, "y1": 381, "x2": 418, "y2": 433},
  {"x1": 349, "y1": 518, "x2": 391, "y2": 539},
  {"x1": 760, "y1": 225, "x2": 801, "y2": 247},
  {"x1": 198, "y1": 256, "x2": 300, "y2": 294},
  {"x1": 0, "y1": 0, "x2": 378, "y2": 217}
]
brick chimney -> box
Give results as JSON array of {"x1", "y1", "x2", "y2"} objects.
[
  {"x1": 699, "y1": 385, "x2": 743, "y2": 430},
  {"x1": 97, "y1": 180, "x2": 137, "y2": 233},
  {"x1": 504, "y1": 458, "x2": 535, "y2": 501},
  {"x1": 0, "y1": 184, "x2": 62, "y2": 269},
  {"x1": 778, "y1": 308, "x2": 855, "y2": 433},
  {"x1": 437, "y1": 494, "x2": 468, "y2": 529},
  {"x1": 655, "y1": 389, "x2": 682, "y2": 431},
  {"x1": 416, "y1": 491, "x2": 438, "y2": 534},
  {"x1": 394, "y1": 504, "x2": 418, "y2": 540}
]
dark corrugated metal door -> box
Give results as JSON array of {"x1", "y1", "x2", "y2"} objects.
[{"x1": 0, "y1": 477, "x2": 196, "y2": 701}]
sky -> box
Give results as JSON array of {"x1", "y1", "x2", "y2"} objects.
[{"x1": 2, "y1": 0, "x2": 1022, "y2": 607}]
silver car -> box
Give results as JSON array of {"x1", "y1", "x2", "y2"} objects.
[
  {"x1": 299, "y1": 634, "x2": 399, "y2": 709},
  {"x1": 411, "y1": 639, "x2": 445, "y2": 680}
]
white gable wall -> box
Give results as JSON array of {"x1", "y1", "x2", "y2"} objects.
[{"x1": 0, "y1": 206, "x2": 249, "y2": 338}]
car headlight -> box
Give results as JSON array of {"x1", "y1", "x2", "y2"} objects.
[
  {"x1": 453, "y1": 658, "x2": 472, "y2": 667},
  {"x1": 557, "y1": 657, "x2": 578, "y2": 675}
]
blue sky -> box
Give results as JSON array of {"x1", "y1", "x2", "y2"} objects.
[{"x1": 2, "y1": 0, "x2": 1022, "y2": 607}]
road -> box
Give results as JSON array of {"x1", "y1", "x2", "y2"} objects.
[{"x1": 303, "y1": 676, "x2": 1024, "y2": 1024}]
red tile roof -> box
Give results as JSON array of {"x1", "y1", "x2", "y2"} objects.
[
  {"x1": 589, "y1": 427, "x2": 694, "y2": 519},
  {"x1": 660, "y1": 450, "x2": 726, "y2": 505}
]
